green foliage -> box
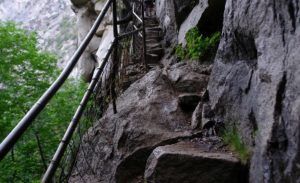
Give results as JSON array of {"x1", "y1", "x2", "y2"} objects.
[
  {"x1": 222, "y1": 126, "x2": 250, "y2": 164},
  {"x1": 0, "y1": 22, "x2": 86, "y2": 182},
  {"x1": 175, "y1": 27, "x2": 221, "y2": 61},
  {"x1": 175, "y1": 44, "x2": 187, "y2": 60}
]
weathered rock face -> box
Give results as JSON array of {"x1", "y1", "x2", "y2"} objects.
[
  {"x1": 208, "y1": 0, "x2": 300, "y2": 182},
  {"x1": 173, "y1": 0, "x2": 195, "y2": 26},
  {"x1": 155, "y1": 0, "x2": 178, "y2": 46},
  {"x1": 71, "y1": 0, "x2": 112, "y2": 81},
  {"x1": 70, "y1": 63, "x2": 211, "y2": 182}
]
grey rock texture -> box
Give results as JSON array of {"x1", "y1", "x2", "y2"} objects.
[
  {"x1": 208, "y1": 0, "x2": 300, "y2": 182},
  {"x1": 145, "y1": 141, "x2": 243, "y2": 183},
  {"x1": 155, "y1": 0, "x2": 178, "y2": 46},
  {"x1": 70, "y1": 63, "x2": 210, "y2": 182},
  {"x1": 191, "y1": 102, "x2": 202, "y2": 129},
  {"x1": 164, "y1": 62, "x2": 210, "y2": 93},
  {"x1": 71, "y1": 0, "x2": 112, "y2": 81}
]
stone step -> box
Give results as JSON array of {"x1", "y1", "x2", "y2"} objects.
[
  {"x1": 146, "y1": 29, "x2": 162, "y2": 34},
  {"x1": 144, "y1": 141, "x2": 247, "y2": 183},
  {"x1": 145, "y1": 23, "x2": 160, "y2": 28},
  {"x1": 146, "y1": 53, "x2": 161, "y2": 63},
  {"x1": 144, "y1": 18, "x2": 159, "y2": 24},
  {"x1": 147, "y1": 47, "x2": 164, "y2": 56},
  {"x1": 146, "y1": 35, "x2": 163, "y2": 41},
  {"x1": 146, "y1": 33, "x2": 162, "y2": 39},
  {"x1": 146, "y1": 40, "x2": 161, "y2": 45},
  {"x1": 144, "y1": 16, "x2": 158, "y2": 21},
  {"x1": 147, "y1": 43, "x2": 162, "y2": 49},
  {"x1": 146, "y1": 30, "x2": 162, "y2": 37},
  {"x1": 146, "y1": 26, "x2": 162, "y2": 31}
]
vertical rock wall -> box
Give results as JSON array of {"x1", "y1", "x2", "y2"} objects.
[
  {"x1": 208, "y1": 0, "x2": 300, "y2": 182},
  {"x1": 71, "y1": 0, "x2": 112, "y2": 81}
]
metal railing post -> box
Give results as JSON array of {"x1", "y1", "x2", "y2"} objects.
[
  {"x1": 111, "y1": 0, "x2": 119, "y2": 114},
  {"x1": 141, "y1": 0, "x2": 147, "y2": 66},
  {"x1": 42, "y1": 40, "x2": 116, "y2": 183}
]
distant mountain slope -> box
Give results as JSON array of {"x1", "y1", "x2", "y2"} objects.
[{"x1": 0, "y1": 0, "x2": 77, "y2": 68}]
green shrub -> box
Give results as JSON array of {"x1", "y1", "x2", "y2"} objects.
[
  {"x1": 176, "y1": 27, "x2": 221, "y2": 61},
  {"x1": 222, "y1": 126, "x2": 250, "y2": 164}
]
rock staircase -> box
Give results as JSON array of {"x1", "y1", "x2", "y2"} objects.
[
  {"x1": 121, "y1": 15, "x2": 164, "y2": 90},
  {"x1": 144, "y1": 16, "x2": 164, "y2": 67}
]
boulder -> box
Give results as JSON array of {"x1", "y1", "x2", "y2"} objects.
[
  {"x1": 144, "y1": 141, "x2": 244, "y2": 183},
  {"x1": 208, "y1": 0, "x2": 300, "y2": 182},
  {"x1": 164, "y1": 62, "x2": 210, "y2": 93},
  {"x1": 70, "y1": 67, "x2": 210, "y2": 182}
]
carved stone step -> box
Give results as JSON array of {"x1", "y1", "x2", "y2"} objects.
[
  {"x1": 147, "y1": 43, "x2": 162, "y2": 49},
  {"x1": 146, "y1": 35, "x2": 163, "y2": 41},
  {"x1": 146, "y1": 39, "x2": 160, "y2": 44},
  {"x1": 144, "y1": 141, "x2": 246, "y2": 183},
  {"x1": 145, "y1": 23, "x2": 160, "y2": 28},
  {"x1": 146, "y1": 26, "x2": 162, "y2": 31},
  {"x1": 146, "y1": 53, "x2": 161, "y2": 63},
  {"x1": 147, "y1": 48, "x2": 164, "y2": 56}
]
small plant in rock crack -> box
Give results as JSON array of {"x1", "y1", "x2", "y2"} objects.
[
  {"x1": 175, "y1": 27, "x2": 221, "y2": 62},
  {"x1": 222, "y1": 126, "x2": 250, "y2": 164}
]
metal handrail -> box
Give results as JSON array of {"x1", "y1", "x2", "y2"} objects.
[
  {"x1": 132, "y1": 0, "x2": 147, "y2": 65},
  {"x1": 0, "y1": 0, "x2": 113, "y2": 161},
  {"x1": 133, "y1": 4, "x2": 143, "y2": 23},
  {"x1": 0, "y1": 0, "x2": 148, "y2": 181},
  {"x1": 42, "y1": 40, "x2": 115, "y2": 183}
]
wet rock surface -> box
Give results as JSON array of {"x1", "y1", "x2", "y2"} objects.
[
  {"x1": 164, "y1": 62, "x2": 210, "y2": 93},
  {"x1": 208, "y1": 0, "x2": 300, "y2": 182},
  {"x1": 145, "y1": 140, "x2": 245, "y2": 183},
  {"x1": 70, "y1": 62, "x2": 211, "y2": 183}
]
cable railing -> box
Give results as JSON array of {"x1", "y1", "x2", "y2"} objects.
[{"x1": 0, "y1": 0, "x2": 147, "y2": 182}]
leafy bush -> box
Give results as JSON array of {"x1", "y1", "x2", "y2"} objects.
[
  {"x1": 222, "y1": 126, "x2": 250, "y2": 164},
  {"x1": 176, "y1": 27, "x2": 221, "y2": 61},
  {"x1": 0, "y1": 22, "x2": 86, "y2": 182},
  {"x1": 175, "y1": 43, "x2": 186, "y2": 60}
]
